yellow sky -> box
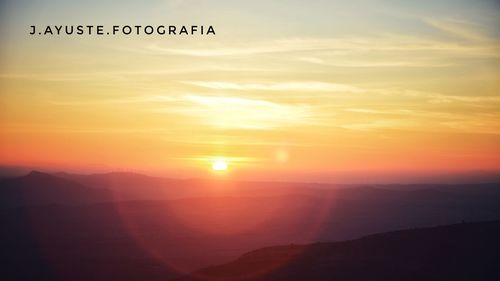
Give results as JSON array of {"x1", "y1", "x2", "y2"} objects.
[{"x1": 0, "y1": 1, "x2": 499, "y2": 181}]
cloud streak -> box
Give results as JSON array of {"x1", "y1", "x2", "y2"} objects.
[
  {"x1": 154, "y1": 95, "x2": 315, "y2": 130},
  {"x1": 144, "y1": 34, "x2": 500, "y2": 59},
  {"x1": 183, "y1": 81, "x2": 361, "y2": 93}
]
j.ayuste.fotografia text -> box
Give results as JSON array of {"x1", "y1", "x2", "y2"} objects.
[{"x1": 29, "y1": 25, "x2": 216, "y2": 36}]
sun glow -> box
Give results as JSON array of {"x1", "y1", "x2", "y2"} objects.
[{"x1": 212, "y1": 159, "x2": 228, "y2": 171}]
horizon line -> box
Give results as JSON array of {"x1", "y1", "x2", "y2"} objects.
[{"x1": 2, "y1": 166, "x2": 500, "y2": 185}]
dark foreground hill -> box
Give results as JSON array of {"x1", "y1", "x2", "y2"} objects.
[{"x1": 182, "y1": 221, "x2": 500, "y2": 281}]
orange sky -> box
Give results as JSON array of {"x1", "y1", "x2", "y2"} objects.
[{"x1": 1, "y1": 0, "x2": 499, "y2": 182}]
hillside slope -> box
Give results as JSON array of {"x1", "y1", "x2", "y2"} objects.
[{"x1": 184, "y1": 221, "x2": 500, "y2": 281}]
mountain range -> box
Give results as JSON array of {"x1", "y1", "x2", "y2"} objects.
[{"x1": 1, "y1": 171, "x2": 500, "y2": 280}]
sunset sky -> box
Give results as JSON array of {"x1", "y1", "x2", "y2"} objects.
[{"x1": 1, "y1": 0, "x2": 499, "y2": 182}]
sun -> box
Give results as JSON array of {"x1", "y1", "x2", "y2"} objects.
[{"x1": 212, "y1": 159, "x2": 228, "y2": 171}]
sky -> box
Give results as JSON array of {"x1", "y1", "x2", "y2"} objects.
[{"x1": 0, "y1": 0, "x2": 499, "y2": 182}]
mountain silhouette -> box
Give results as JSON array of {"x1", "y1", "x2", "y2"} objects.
[
  {"x1": 1, "y1": 171, "x2": 500, "y2": 280},
  {"x1": 0, "y1": 171, "x2": 111, "y2": 207},
  {"x1": 182, "y1": 221, "x2": 500, "y2": 281}
]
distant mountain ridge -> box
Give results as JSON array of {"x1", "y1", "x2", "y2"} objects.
[
  {"x1": 2, "y1": 170, "x2": 500, "y2": 207},
  {"x1": 0, "y1": 171, "x2": 111, "y2": 207}
]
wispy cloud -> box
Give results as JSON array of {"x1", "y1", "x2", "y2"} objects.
[
  {"x1": 50, "y1": 93, "x2": 318, "y2": 130},
  {"x1": 425, "y1": 18, "x2": 495, "y2": 42},
  {"x1": 186, "y1": 95, "x2": 313, "y2": 129},
  {"x1": 426, "y1": 95, "x2": 500, "y2": 104},
  {"x1": 144, "y1": 35, "x2": 500, "y2": 59},
  {"x1": 298, "y1": 56, "x2": 454, "y2": 68},
  {"x1": 183, "y1": 81, "x2": 361, "y2": 93},
  {"x1": 157, "y1": 95, "x2": 314, "y2": 130},
  {"x1": 50, "y1": 95, "x2": 183, "y2": 105},
  {"x1": 339, "y1": 120, "x2": 415, "y2": 131},
  {"x1": 344, "y1": 108, "x2": 415, "y2": 115}
]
